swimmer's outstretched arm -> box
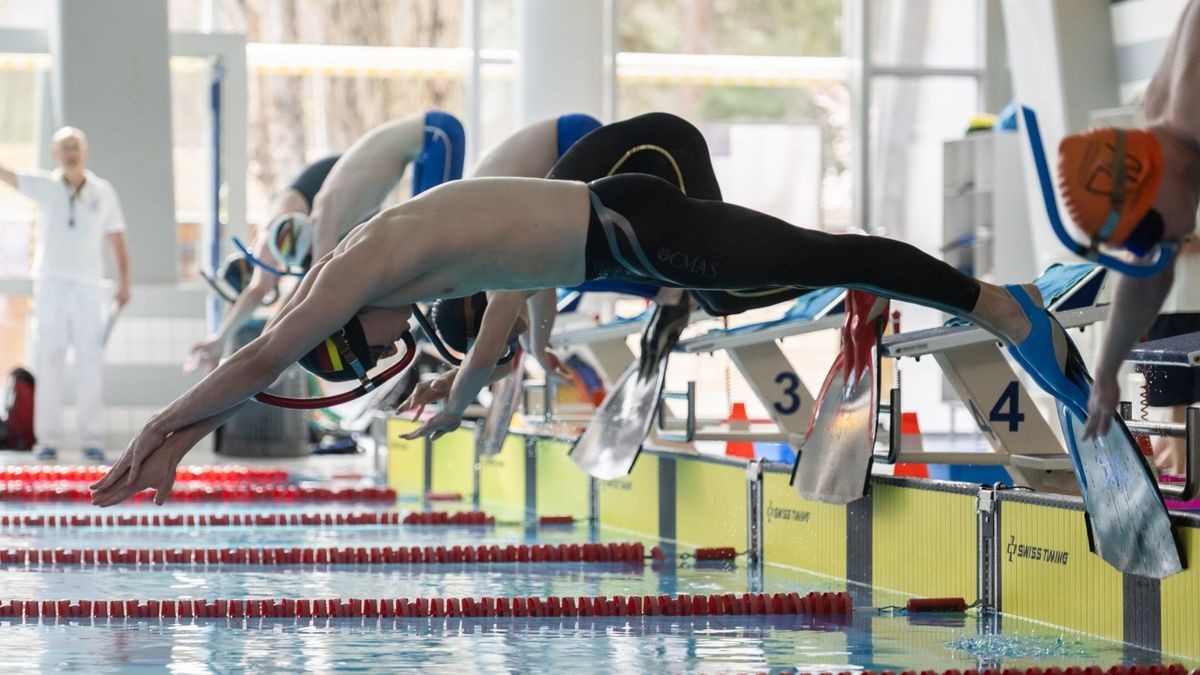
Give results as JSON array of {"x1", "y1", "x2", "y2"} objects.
[
  {"x1": 187, "y1": 188, "x2": 308, "y2": 373},
  {"x1": 1086, "y1": 0, "x2": 1200, "y2": 435},
  {"x1": 400, "y1": 291, "x2": 526, "y2": 439},
  {"x1": 1085, "y1": 253, "x2": 1179, "y2": 438},
  {"x1": 93, "y1": 240, "x2": 390, "y2": 504},
  {"x1": 399, "y1": 291, "x2": 565, "y2": 414},
  {"x1": 312, "y1": 112, "x2": 425, "y2": 259}
]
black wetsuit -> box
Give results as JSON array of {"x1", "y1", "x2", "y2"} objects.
[
  {"x1": 547, "y1": 112, "x2": 806, "y2": 315},
  {"x1": 583, "y1": 172, "x2": 981, "y2": 315}
]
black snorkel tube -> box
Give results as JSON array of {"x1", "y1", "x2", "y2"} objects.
[{"x1": 409, "y1": 303, "x2": 518, "y2": 367}]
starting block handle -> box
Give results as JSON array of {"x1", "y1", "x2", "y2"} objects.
[
  {"x1": 521, "y1": 380, "x2": 557, "y2": 424},
  {"x1": 656, "y1": 381, "x2": 696, "y2": 443},
  {"x1": 876, "y1": 387, "x2": 902, "y2": 465},
  {"x1": 1119, "y1": 405, "x2": 1200, "y2": 502}
]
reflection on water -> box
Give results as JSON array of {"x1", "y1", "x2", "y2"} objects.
[{"x1": 0, "y1": 613, "x2": 1177, "y2": 674}]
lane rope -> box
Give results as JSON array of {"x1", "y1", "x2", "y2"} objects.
[
  {"x1": 0, "y1": 541, "x2": 649, "y2": 567},
  {"x1": 0, "y1": 591, "x2": 854, "y2": 620}
]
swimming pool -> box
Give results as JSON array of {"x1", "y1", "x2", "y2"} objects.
[{"x1": 0, "y1": 501, "x2": 1188, "y2": 673}]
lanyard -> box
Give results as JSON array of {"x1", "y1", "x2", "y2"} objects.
[{"x1": 65, "y1": 178, "x2": 86, "y2": 228}]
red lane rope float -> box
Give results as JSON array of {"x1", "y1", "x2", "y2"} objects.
[
  {"x1": 402, "y1": 511, "x2": 494, "y2": 526},
  {"x1": 0, "y1": 466, "x2": 288, "y2": 485},
  {"x1": 0, "y1": 485, "x2": 396, "y2": 503},
  {"x1": 0, "y1": 511, "x2": 406, "y2": 529},
  {"x1": 906, "y1": 597, "x2": 969, "y2": 613},
  {"x1": 0, "y1": 542, "x2": 650, "y2": 567},
  {"x1": 0, "y1": 510, "x2": 579, "y2": 529},
  {"x1": 0, "y1": 591, "x2": 853, "y2": 620},
  {"x1": 424, "y1": 492, "x2": 463, "y2": 502},
  {"x1": 844, "y1": 662, "x2": 1200, "y2": 667}
]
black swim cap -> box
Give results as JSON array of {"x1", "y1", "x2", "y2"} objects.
[
  {"x1": 431, "y1": 293, "x2": 488, "y2": 354},
  {"x1": 297, "y1": 315, "x2": 379, "y2": 383}
]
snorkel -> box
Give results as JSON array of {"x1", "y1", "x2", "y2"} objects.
[{"x1": 1021, "y1": 106, "x2": 1176, "y2": 277}]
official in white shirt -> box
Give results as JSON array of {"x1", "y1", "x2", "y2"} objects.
[{"x1": 0, "y1": 126, "x2": 131, "y2": 462}]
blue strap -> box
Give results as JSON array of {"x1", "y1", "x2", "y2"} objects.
[
  {"x1": 710, "y1": 287, "x2": 846, "y2": 338},
  {"x1": 556, "y1": 113, "x2": 602, "y2": 157},
  {"x1": 413, "y1": 110, "x2": 466, "y2": 196},
  {"x1": 562, "y1": 279, "x2": 661, "y2": 302}
]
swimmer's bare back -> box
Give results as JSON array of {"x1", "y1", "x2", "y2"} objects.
[{"x1": 334, "y1": 177, "x2": 592, "y2": 307}]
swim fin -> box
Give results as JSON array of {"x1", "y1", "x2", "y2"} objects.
[
  {"x1": 1056, "y1": 339, "x2": 1182, "y2": 578},
  {"x1": 477, "y1": 349, "x2": 525, "y2": 457},
  {"x1": 791, "y1": 291, "x2": 890, "y2": 504},
  {"x1": 570, "y1": 297, "x2": 692, "y2": 480}
]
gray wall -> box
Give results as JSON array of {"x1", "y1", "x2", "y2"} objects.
[{"x1": 50, "y1": 0, "x2": 177, "y2": 283}]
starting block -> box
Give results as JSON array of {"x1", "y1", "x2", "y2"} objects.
[
  {"x1": 879, "y1": 263, "x2": 1108, "y2": 492},
  {"x1": 671, "y1": 287, "x2": 847, "y2": 439},
  {"x1": 568, "y1": 287, "x2": 847, "y2": 480}
]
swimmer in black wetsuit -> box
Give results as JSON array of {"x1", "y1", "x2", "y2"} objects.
[
  {"x1": 412, "y1": 113, "x2": 810, "y2": 408},
  {"x1": 92, "y1": 130, "x2": 1048, "y2": 506}
]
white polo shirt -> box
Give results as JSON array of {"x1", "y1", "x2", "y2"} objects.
[{"x1": 17, "y1": 168, "x2": 126, "y2": 283}]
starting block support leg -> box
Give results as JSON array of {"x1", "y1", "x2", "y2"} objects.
[
  {"x1": 726, "y1": 342, "x2": 815, "y2": 437},
  {"x1": 932, "y1": 342, "x2": 1078, "y2": 493}
]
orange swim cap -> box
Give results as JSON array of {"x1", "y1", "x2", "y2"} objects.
[{"x1": 1057, "y1": 128, "x2": 1162, "y2": 247}]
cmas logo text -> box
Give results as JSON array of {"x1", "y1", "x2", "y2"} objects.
[{"x1": 1006, "y1": 535, "x2": 1069, "y2": 565}]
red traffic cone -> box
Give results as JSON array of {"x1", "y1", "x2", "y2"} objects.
[{"x1": 725, "y1": 402, "x2": 755, "y2": 459}]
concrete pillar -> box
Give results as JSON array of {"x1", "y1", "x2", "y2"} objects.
[
  {"x1": 49, "y1": 0, "x2": 177, "y2": 283},
  {"x1": 516, "y1": 0, "x2": 605, "y2": 125},
  {"x1": 1001, "y1": 0, "x2": 1119, "y2": 270}
]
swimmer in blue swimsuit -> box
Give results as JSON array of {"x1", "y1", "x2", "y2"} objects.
[{"x1": 185, "y1": 111, "x2": 463, "y2": 373}]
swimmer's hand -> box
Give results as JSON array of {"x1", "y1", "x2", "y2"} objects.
[
  {"x1": 400, "y1": 410, "x2": 462, "y2": 442},
  {"x1": 395, "y1": 371, "x2": 456, "y2": 421},
  {"x1": 184, "y1": 335, "x2": 223, "y2": 374},
  {"x1": 536, "y1": 348, "x2": 573, "y2": 383},
  {"x1": 1082, "y1": 372, "x2": 1120, "y2": 439},
  {"x1": 89, "y1": 423, "x2": 185, "y2": 507}
]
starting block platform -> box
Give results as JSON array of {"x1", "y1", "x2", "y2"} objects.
[
  {"x1": 667, "y1": 287, "x2": 847, "y2": 440},
  {"x1": 1126, "y1": 332, "x2": 1200, "y2": 367},
  {"x1": 879, "y1": 263, "x2": 1108, "y2": 491}
]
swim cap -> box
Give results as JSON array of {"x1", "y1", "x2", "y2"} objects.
[
  {"x1": 1057, "y1": 128, "x2": 1163, "y2": 250},
  {"x1": 431, "y1": 293, "x2": 488, "y2": 354},
  {"x1": 267, "y1": 212, "x2": 314, "y2": 271},
  {"x1": 297, "y1": 316, "x2": 380, "y2": 383},
  {"x1": 220, "y1": 254, "x2": 254, "y2": 294}
]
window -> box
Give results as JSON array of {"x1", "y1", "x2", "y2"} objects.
[
  {"x1": 0, "y1": 1, "x2": 46, "y2": 29},
  {"x1": 613, "y1": 0, "x2": 848, "y2": 424}
]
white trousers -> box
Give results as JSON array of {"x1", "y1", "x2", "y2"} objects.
[{"x1": 31, "y1": 279, "x2": 107, "y2": 449}]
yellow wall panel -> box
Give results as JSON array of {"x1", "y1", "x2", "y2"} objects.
[
  {"x1": 535, "y1": 439, "x2": 591, "y2": 519},
  {"x1": 598, "y1": 454, "x2": 660, "y2": 538},
  {"x1": 478, "y1": 434, "x2": 526, "y2": 520},
  {"x1": 873, "y1": 486, "x2": 976, "y2": 599},
  {"x1": 762, "y1": 472, "x2": 848, "y2": 579},
  {"x1": 386, "y1": 418, "x2": 425, "y2": 498},
  {"x1": 675, "y1": 460, "x2": 746, "y2": 550},
  {"x1": 429, "y1": 428, "x2": 476, "y2": 498},
  {"x1": 1000, "y1": 501, "x2": 1123, "y2": 641},
  {"x1": 1161, "y1": 524, "x2": 1200, "y2": 659}
]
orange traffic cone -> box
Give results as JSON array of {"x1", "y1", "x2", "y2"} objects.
[
  {"x1": 892, "y1": 412, "x2": 928, "y2": 478},
  {"x1": 725, "y1": 402, "x2": 755, "y2": 459}
]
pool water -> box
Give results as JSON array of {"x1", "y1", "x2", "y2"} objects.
[{"x1": 0, "y1": 504, "x2": 1189, "y2": 673}]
